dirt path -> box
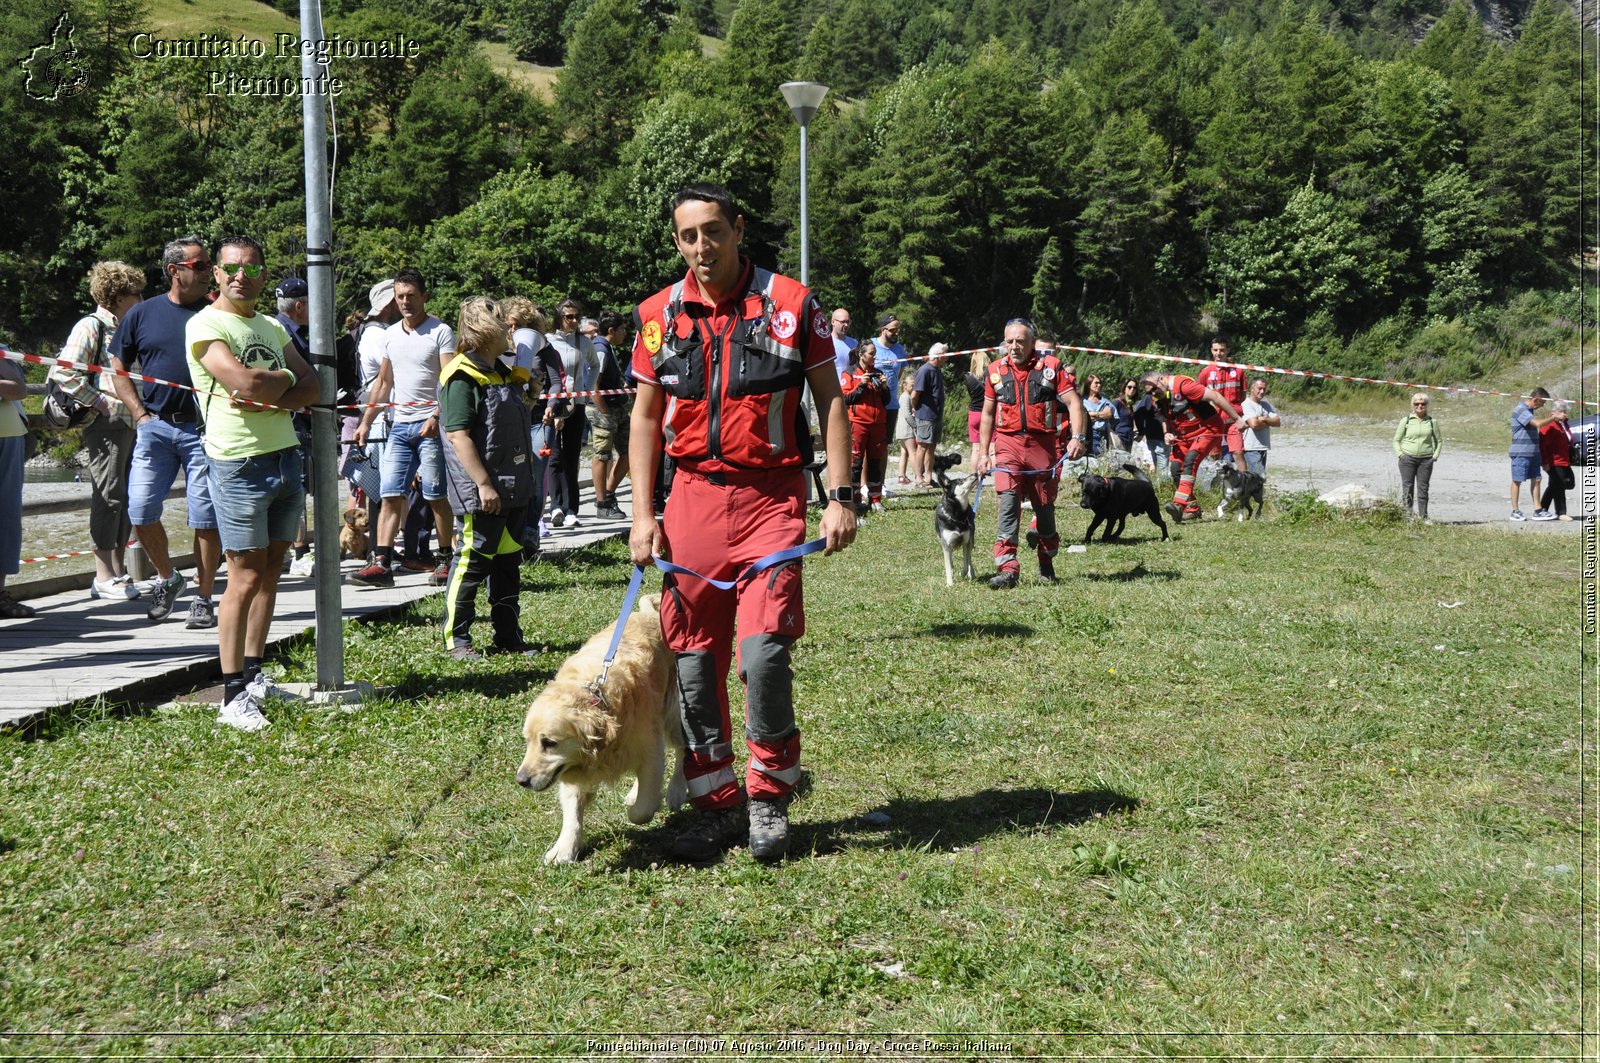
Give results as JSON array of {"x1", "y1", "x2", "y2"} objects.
[{"x1": 1267, "y1": 414, "x2": 1587, "y2": 530}]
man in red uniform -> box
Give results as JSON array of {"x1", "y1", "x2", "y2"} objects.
[
  {"x1": 629, "y1": 184, "x2": 857, "y2": 864},
  {"x1": 1196, "y1": 336, "x2": 1247, "y2": 472},
  {"x1": 974, "y1": 319, "x2": 1087, "y2": 589},
  {"x1": 840, "y1": 340, "x2": 890, "y2": 510},
  {"x1": 1140, "y1": 368, "x2": 1245, "y2": 522}
]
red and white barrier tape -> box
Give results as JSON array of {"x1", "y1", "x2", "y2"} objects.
[
  {"x1": 12, "y1": 340, "x2": 1588, "y2": 414},
  {"x1": 19, "y1": 549, "x2": 101, "y2": 565},
  {"x1": 929, "y1": 340, "x2": 1595, "y2": 408}
]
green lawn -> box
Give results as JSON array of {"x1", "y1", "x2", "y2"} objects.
[{"x1": 0, "y1": 493, "x2": 1589, "y2": 1059}]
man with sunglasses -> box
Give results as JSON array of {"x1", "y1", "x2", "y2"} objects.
[
  {"x1": 185, "y1": 236, "x2": 320, "y2": 731},
  {"x1": 974, "y1": 318, "x2": 1087, "y2": 588},
  {"x1": 109, "y1": 235, "x2": 224, "y2": 627}
]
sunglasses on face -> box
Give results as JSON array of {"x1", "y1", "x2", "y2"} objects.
[
  {"x1": 174, "y1": 260, "x2": 211, "y2": 271},
  {"x1": 217, "y1": 262, "x2": 264, "y2": 278}
]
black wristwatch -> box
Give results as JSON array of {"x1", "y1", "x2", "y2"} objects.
[{"x1": 828, "y1": 487, "x2": 856, "y2": 504}]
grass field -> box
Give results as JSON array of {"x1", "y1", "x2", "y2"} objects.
[{"x1": 0, "y1": 490, "x2": 1591, "y2": 1059}]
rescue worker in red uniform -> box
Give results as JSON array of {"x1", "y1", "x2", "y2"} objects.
[
  {"x1": 1139, "y1": 369, "x2": 1244, "y2": 522},
  {"x1": 974, "y1": 319, "x2": 1088, "y2": 589},
  {"x1": 1196, "y1": 336, "x2": 1247, "y2": 472},
  {"x1": 840, "y1": 341, "x2": 889, "y2": 511},
  {"x1": 628, "y1": 184, "x2": 857, "y2": 864}
]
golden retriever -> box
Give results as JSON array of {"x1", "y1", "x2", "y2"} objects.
[{"x1": 516, "y1": 594, "x2": 687, "y2": 863}]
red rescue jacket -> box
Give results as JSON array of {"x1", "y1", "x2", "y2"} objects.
[
  {"x1": 631, "y1": 259, "x2": 828, "y2": 473},
  {"x1": 985, "y1": 353, "x2": 1070, "y2": 436},
  {"x1": 841, "y1": 366, "x2": 888, "y2": 429}
]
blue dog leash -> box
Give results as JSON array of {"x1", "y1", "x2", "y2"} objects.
[
  {"x1": 593, "y1": 564, "x2": 646, "y2": 701},
  {"x1": 650, "y1": 536, "x2": 827, "y2": 591},
  {"x1": 592, "y1": 537, "x2": 828, "y2": 700}
]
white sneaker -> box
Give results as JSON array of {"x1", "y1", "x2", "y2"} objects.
[
  {"x1": 566, "y1": 513, "x2": 581, "y2": 528},
  {"x1": 246, "y1": 673, "x2": 306, "y2": 703},
  {"x1": 90, "y1": 577, "x2": 140, "y2": 601},
  {"x1": 113, "y1": 574, "x2": 141, "y2": 598},
  {"x1": 1509, "y1": 510, "x2": 1526, "y2": 522},
  {"x1": 217, "y1": 690, "x2": 271, "y2": 732},
  {"x1": 549, "y1": 508, "x2": 565, "y2": 528},
  {"x1": 289, "y1": 552, "x2": 316, "y2": 577},
  {"x1": 1532, "y1": 509, "x2": 1556, "y2": 521}
]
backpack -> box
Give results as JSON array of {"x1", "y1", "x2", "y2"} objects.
[{"x1": 42, "y1": 317, "x2": 108, "y2": 430}]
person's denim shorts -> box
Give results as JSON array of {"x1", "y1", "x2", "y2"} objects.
[
  {"x1": 207, "y1": 446, "x2": 305, "y2": 553},
  {"x1": 127, "y1": 416, "x2": 217, "y2": 529},
  {"x1": 381, "y1": 418, "x2": 446, "y2": 500},
  {"x1": 1243, "y1": 449, "x2": 1268, "y2": 476},
  {"x1": 1510, "y1": 454, "x2": 1541, "y2": 483},
  {"x1": 913, "y1": 418, "x2": 940, "y2": 445}
]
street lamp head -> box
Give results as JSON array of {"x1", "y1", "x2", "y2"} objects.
[{"x1": 780, "y1": 81, "x2": 830, "y2": 127}]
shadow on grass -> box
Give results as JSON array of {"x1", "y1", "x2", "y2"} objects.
[
  {"x1": 1079, "y1": 563, "x2": 1180, "y2": 583},
  {"x1": 926, "y1": 621, "x2": 1036, "y2": 639},
  {"x1": 391, "y1": 659, "x2": 571, "y2": 701},
  {"x1": 602, "y1": 785, "x2": 1139, "y2": 869}
]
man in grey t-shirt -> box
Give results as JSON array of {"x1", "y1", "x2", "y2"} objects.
[
  {"x1": 1239, "y1": 377, "x2": 1280, "y2": 477},
  {"x1": 352, "y1": 268, "x2": 456, "y2": 586}
]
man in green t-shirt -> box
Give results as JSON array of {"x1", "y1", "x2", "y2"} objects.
[{"x1": 185, "y1": 235, "x2": 319, "y2": 732}]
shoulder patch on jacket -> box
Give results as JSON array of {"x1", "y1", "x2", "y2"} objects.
[{"x1": 641, "y1": 320, "x2": 663, "y2": 355}]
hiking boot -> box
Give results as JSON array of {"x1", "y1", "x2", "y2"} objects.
[
  {"x1": 351, "y1": 561, "x2": 394, "y2": 588},
  {"x1": 146, "y1": 571, "x2": 187, "y2": 622},
  {"x1": 670, "y1": 802, "x2": 748, "y2": 863},
  {"x1": 217, "y1": 689, "x2": 271, "y2": 732},
  {"x1": 429, "y1": 558, "x2": 451, "y2": 586},
  {"x1": 184, "y1": 598, "x2": 216, "y2": 629},
  {"x1": 1025, "y1": 518, "x2": 1039, "y2": 550},
  {"x1": 748, "y1": 796, "x2": 791, "y2": 863},
  {"x1": 1038, "y1": 557, "x2": 1057, "y2": 583},
  {"x1": 449, "y1": 644, "x2": 483, "y2": 661},
  {"x1": 1164, "y1": 501, "x2": 1185, "y2": 524},
  {"x1": 988, "y1": 570, "x2": 1019, "y2": 590},
  {"x1": 399, "y1": 554, "x2": 434, "y2": 573}
]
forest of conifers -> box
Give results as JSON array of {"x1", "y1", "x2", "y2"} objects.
[{"x1": 2, "y1": 0, "x2": 1589, "y2": 381}]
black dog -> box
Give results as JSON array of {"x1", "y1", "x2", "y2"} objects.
[{"x1": 1078, "y1": 464, "x2": 1169, "y2": 543}]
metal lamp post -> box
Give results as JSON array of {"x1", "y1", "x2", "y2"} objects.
[
  {"x1": 300, "y1": 0, "x2": 358, "y2": 701},
  {"x1": 779, "y1": 81, "x2": 829, "y2": 286}
]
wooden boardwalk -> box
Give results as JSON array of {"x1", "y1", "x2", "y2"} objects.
[{"x1": 0, "y1": 483, "x2": 636, "y2": 728}]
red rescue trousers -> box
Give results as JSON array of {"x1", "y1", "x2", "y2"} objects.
[
  {"x1": 659, "y1": 466, "x2": 807, "y2": 810},
  {"x1": 1168, "y1": 426, "x2": 1223, "y2": 508},
  {"x1": 991, "y1": 431, "x2": 1060, "y2": 574}
]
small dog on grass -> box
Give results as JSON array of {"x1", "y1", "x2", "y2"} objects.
[
  {"x1": 934, "y1": 472, "x2": 980, "y2": 585},
  {"x1": 1078, "y1": 464, "x2": 1169, "y2": 543},
  {"x1": 339, "y1": 504, "x2": 368, "y2": 560},
  {"x1": 517, "y1": 594, "x2": 686, "y2": 864},
  {"x1": 1212, "y1": 464, "x2": 1266, "y2": 521}
]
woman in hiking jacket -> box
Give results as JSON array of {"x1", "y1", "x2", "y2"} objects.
[{"x1": 1393, "y1": 392, "x2": 1443, "y2": 520}]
